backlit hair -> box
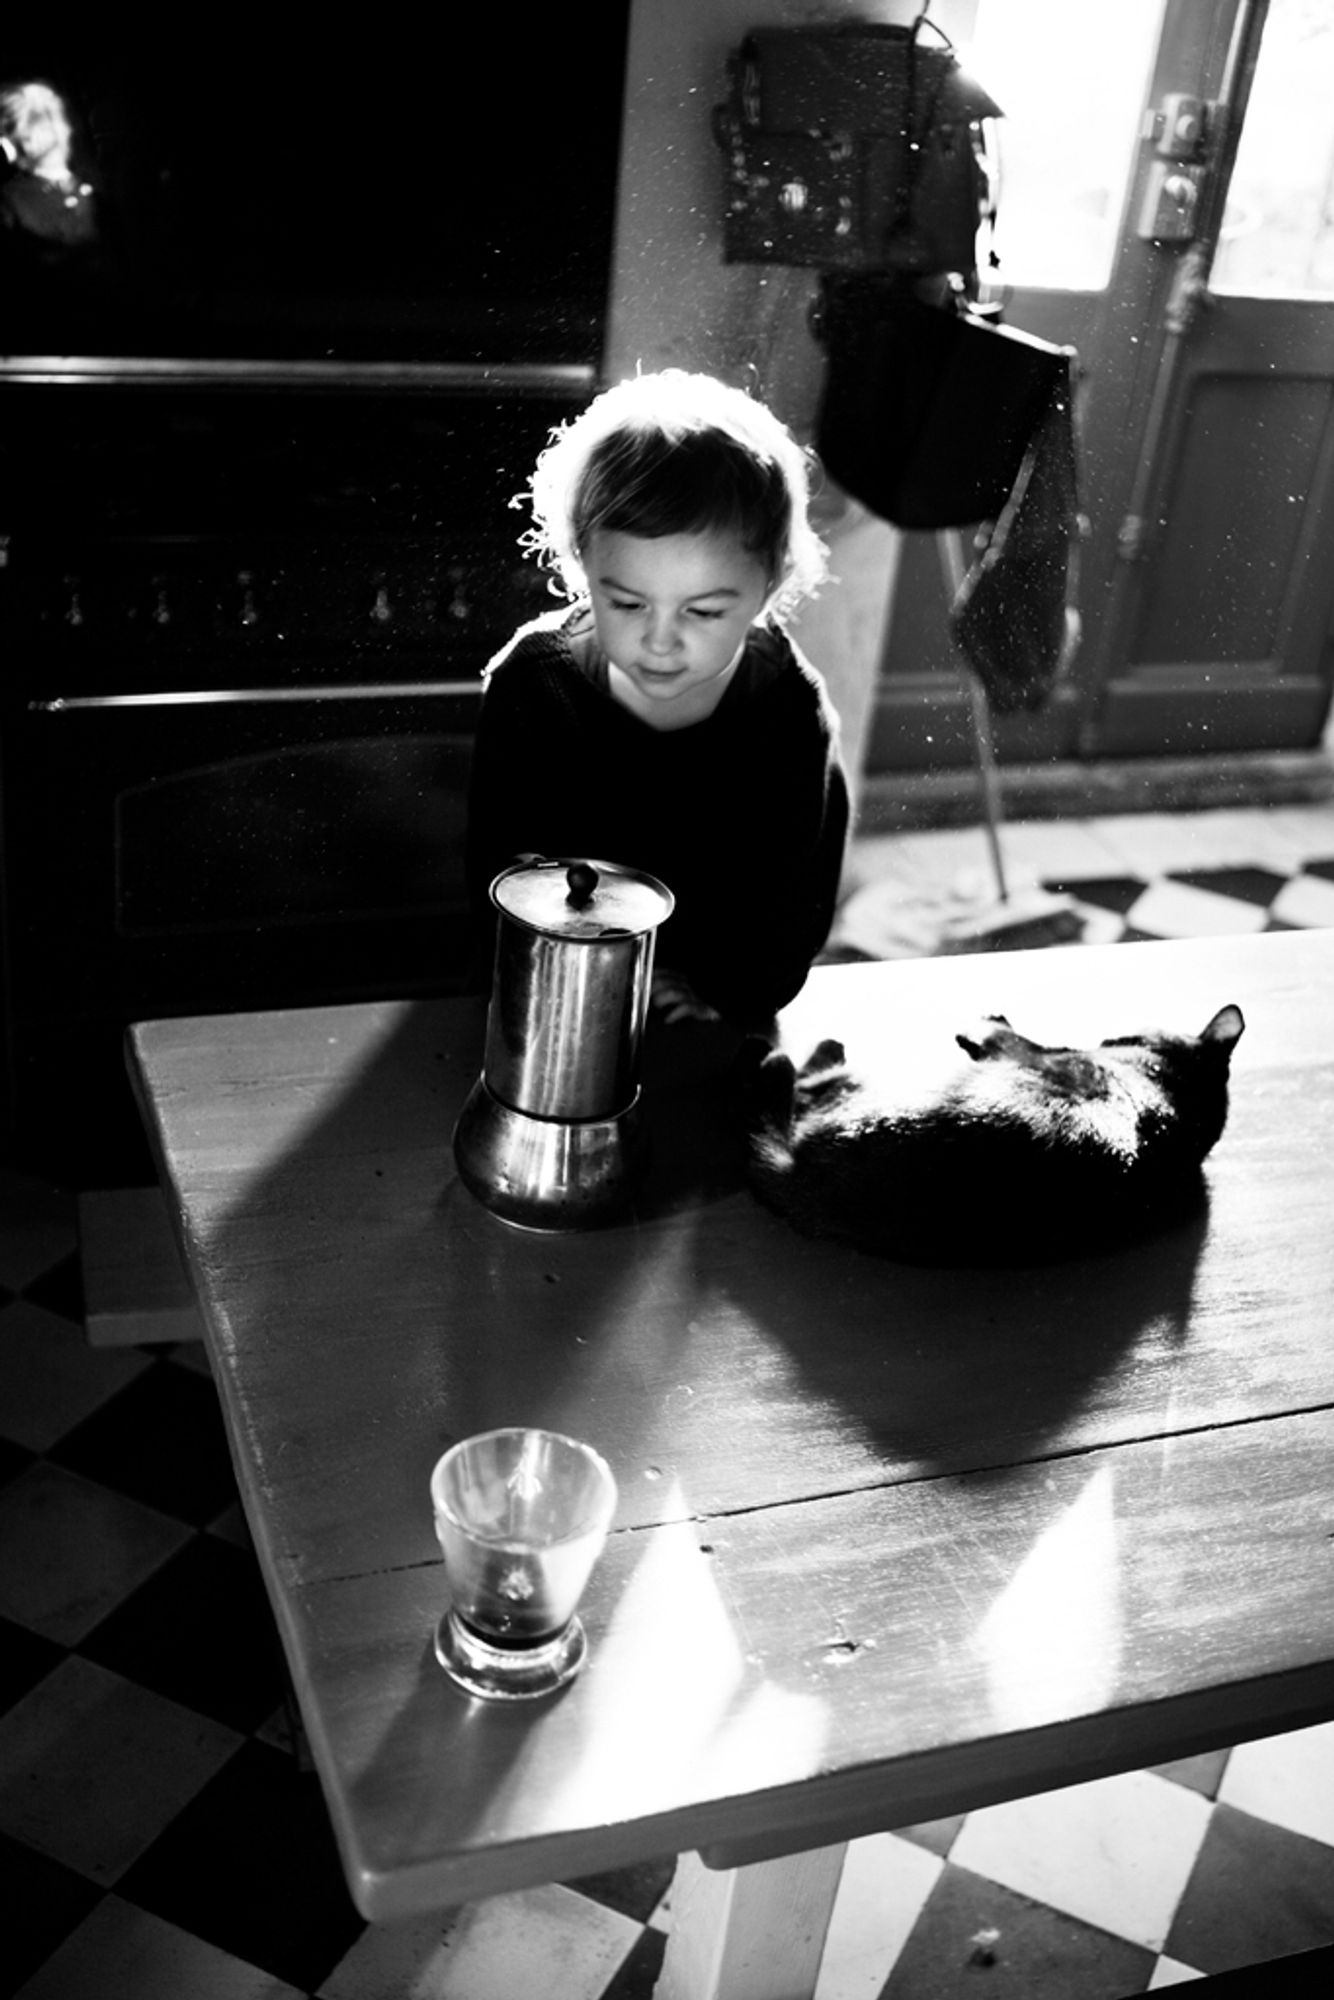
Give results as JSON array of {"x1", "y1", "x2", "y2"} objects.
[{"x1": 520, "y1": 370, "x2": 828, "y2": 619}]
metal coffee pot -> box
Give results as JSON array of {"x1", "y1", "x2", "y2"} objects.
[{"x1": 452, "y1": 856, "x2": 674, "y2": 1230}]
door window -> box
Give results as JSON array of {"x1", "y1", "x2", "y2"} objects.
[
  {"x1": 1211, "y1": 0, "x2": 1334, "y2": 297},
  {"x1": 964, "y1": 0, "x2": 1165, "y2": 289}
]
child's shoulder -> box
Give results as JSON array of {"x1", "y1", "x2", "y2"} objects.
[
  {"x1": 742, "y1": 622, "x2": 836, "y2": 718},
  {"x1": 482, "y1": 603, "x2": 597, "y2": 694}
]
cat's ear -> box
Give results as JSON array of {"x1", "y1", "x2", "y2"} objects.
[
  {"x1": 1200, "y1": 1004, "x2": 1245, "y2": 1051},
  {"x1": 957, "y1": 1015, "x2": 1014, "y2": 1061}
]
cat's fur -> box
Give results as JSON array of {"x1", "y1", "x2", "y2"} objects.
[{"x1": 746, "y1": 1004, "x2": 1245, "y2": 1265}]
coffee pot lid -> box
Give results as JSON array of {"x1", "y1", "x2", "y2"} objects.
[{"x1": 491, "y1": 857, "x2": 674, "y2": 939}]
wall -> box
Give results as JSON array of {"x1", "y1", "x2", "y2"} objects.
[{"x1": 604, "y1": 0, "x2": 980, "y2": 822}]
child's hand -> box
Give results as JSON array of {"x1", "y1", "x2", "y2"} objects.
[{"x1": 651, "y1": 970, "x2": 722, "y2": 1027}]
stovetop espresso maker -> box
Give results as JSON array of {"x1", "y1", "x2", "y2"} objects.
[{"x1": 453, "y1": 856, "x2": 674, "y2": 1230}]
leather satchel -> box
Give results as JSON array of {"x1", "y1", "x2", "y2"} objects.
[{"x1": 715, "y1": 22, "x2": 1000, "y2": 276}]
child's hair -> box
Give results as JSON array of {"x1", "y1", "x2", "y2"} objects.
[{"x1": 520, "y1": 369, "x2": 828, "y2": 620}]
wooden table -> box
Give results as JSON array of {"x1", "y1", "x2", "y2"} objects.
[{"x1": 128, "y1": 929, "x2": 1334, "y2": 1999}]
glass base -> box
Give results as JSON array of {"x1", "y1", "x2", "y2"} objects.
[{"x1": 433, "y1": 1607, "x2": 588, "y2": 1701}]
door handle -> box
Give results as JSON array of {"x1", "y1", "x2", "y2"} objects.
[{"x1": 1137, "y1": 160, "x2": 1206, "y2": 242}]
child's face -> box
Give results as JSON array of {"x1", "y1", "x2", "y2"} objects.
[
  {"x1": 13, "y1": 93, "x2": 72, "y2": 172},
  {"x1": 584, "y1": 529, "x2": 771, "y2": 727}
]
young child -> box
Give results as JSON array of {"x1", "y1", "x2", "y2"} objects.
[{"x1": 465, "y1": 369, "x2": 849, "y2": 1032}]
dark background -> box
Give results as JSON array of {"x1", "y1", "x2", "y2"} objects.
[
  {"x1": 0, "y1": 16, "x2": 629, "y2": 362},
  {"x1": 0, "y1": 12, "x2": 632, "y2": 1185}
]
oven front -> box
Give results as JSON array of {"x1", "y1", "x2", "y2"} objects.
[{"x1": 1, "y1": 381, "x2": 574, "y2": 1185}]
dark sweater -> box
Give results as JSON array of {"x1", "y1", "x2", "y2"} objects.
[{"x1": 465, "y1": 607, "x2": 849, "y2": 1028}]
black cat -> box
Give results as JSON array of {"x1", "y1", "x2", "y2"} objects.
[{"x1": 746, "y1": 1004, "x2": 1245, "y2": 1265}]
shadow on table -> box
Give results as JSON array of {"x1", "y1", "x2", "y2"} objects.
[
  {"x1": 192, "y1": 995, "x2": 1215, "y2": 1572},
  {"x1": 710, "y1": 1187, "x2": 1213, "y2": 1480},
  {"x1": 629, "y1": 1018, "x2": 1217, "y2": 1485}
]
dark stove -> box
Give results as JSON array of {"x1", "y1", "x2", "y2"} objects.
[
  {"x1": 0, "y1": 375, "x2": 591, "y2": 1186},
  {"x1": 0, "y1": 6, "x2": 631, "y2": 1186}
]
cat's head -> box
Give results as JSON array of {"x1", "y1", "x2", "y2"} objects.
[
  {"x1": 1092, "y1": 1005, "x2": 1246, "y2": 1164},
  {"x1": 1099, "y1": 1003, "x2": 1245, "y2": 1068},
  {"x1": 958, "y1": 1005, "x2": 1245, "y2": 1070},
  {"x1": 957, "y1": 1005, "x2": 1245, "y2": 1153}
]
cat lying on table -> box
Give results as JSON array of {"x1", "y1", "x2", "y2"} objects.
[{"x1": 746, "y1": 1004, "x2": 1245, "y2": 1266}]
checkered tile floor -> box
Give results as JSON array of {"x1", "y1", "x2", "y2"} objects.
[
  {"x1": 4, "y1": 805, "x2": 1334, "y2": 1999},
  {"x1": 831, "y1": 802, "x2": 1334, "y2": 961}
]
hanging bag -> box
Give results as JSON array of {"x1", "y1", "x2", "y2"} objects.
[
  {"x1": 714, "y1": 19, "x2": 1000, "y2": 276},
  {"x1": 813, "y1": 279, "x2": 1075, "y2": 529}
]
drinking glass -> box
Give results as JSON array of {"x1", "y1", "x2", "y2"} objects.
[{"x1": 430, "y1": 1427, "x2": 618, "y2": 1700}]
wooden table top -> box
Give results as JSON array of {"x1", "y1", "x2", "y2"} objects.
[{"x1": 127, "y1": 928, "x2": 1334, "y2": 1922}]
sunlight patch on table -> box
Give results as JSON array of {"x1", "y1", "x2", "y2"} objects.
[
  {"x1": 542, "y1": 1494, "x2": 827, "y2": 1823},
  {"x1": 975, "y1": 1466, "x2": 1122, "y2": 1730}
]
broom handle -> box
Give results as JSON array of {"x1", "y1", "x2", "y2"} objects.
[{"x1": 938, "y1": 529, "x2": 1010, "y2": 904}]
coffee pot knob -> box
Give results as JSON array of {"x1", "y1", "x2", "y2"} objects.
[{"x1": 564, "y1": 862, "x2": 599, "y2": 910}]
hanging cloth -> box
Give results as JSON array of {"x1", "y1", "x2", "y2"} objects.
[{"x1": 948, "y1": 364, "x2": 1086, "y2": 714}]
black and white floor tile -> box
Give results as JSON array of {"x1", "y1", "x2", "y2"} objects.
[
  {"x1": 831, "y1": 802, "x2": 1334, "y2": 960},
  {"x1": 4, "y1": 804, "x2": 1334, "y2": 1999}
]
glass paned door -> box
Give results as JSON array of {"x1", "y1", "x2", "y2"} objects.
[
  {"x1": 1212, "y1": 0, "x2": 1334, "y2": 297},
  {"x1": 870, "y1": 0, "x2": 1334, "y2": 773},
  {"x1": 870, "y1": 0, "x2": 1172, "y2": 773},
  {"x1": 1078, "y1": 0, "x2": 1334, "y2": 757},
  {"x1": 965, "y1": 0, "x2": 1164, "y2": 290}
]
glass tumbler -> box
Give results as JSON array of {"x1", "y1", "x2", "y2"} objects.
[{"x1": 430, "y1": 1427, "x2": 618, "y2": 1700}]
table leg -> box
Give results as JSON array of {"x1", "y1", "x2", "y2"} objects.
[{"x1": 655, "y1": 1843, "x2": 849, "y2": 2000}]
